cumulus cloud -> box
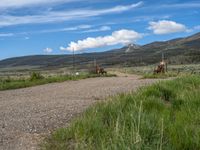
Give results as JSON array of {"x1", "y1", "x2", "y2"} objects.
[
  {"x1": 148, "y1": 20, "x2": 187, "y2": 34},
  {"x1": 60, "y1": 29, "x2": 142, "y2": 51},
  {"x1": 44, "y1": 47, "x2": 53, "y2": 53},
  {"x1": 60, "y1": 46, "x2": 67, "y2": 51}
]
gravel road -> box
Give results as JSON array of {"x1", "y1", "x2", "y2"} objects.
[{"x1": 0, "y1": 74, "x2": 159, "y2": 150}]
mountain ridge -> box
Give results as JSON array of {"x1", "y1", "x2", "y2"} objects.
[{"x1": 0, "y1": 32, "x2": 200, "y2": 69}]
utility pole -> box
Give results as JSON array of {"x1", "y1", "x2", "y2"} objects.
[
  {"x1": 94, "y1": 58, "x2": 96, "y2": 67},
  {"x1": 93, "y1": 52, "x2": 97, "y2": 73},
  {"x1": 73, "y1": 48, "x2": 75, "y2": 75},
  {"x1": 162, "y1": 53, "x2": 164, "y2": 62},
  {"x1": 162, "y1": 52, "x2": 168, "y2": 72}
]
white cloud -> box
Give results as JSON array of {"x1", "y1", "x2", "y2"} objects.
[
  {"x1": 194, "y1": 25, "x2": 200, "y2": 30},
  {"x1": 44, "y1": 47, "x2": 53, "y2": 53},
  {"x1": 82, "y1": 26, "x2": 111, "y2": 33},
  {"x1": 132, "y1": 15, "x2": 171, "y2": 23},
  {"x1": 187, "y1": 25, "x2": 200, "y2": 33},
  {"x1": 148, "y1": 20, "x2": 187, "y2": 34},
  {"x1": 0, "y1": 0, "x2": 83, "y2": 9},
  {"x1": 60, "y1": 46, "x2": 67, "y2": 51},
  {"x1": 0, "y1": 33, "x2": 14, "y2": 37},
  {"x1": 0, "y1": 25, "x2": 92, "y2": 37},
  {"x1": 40, "y1": 25, "x2": 92, "y2": 33},
  {"x1": 60, "y1": 29, "x2": 142, "y2": 51},
  {"x1": 160, "y1": 2, "x2": 200, "y2": 9},
  {"x1": 0, "y1": 2, "x2": 143, "y2": 27},
  {"x1": 143, "y1": 2, "x2": 200, "y2": 11},
  {"x1": 94, "y1": 1, "x2": 143, "y2": 14}
]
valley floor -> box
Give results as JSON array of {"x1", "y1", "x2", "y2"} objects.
[{"x1": 0, "y1": 74, "x2": 159, "y2": 150}]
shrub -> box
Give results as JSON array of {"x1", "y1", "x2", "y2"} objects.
[
  {"x1": 29, "y1": 72, "x2": 44, "y2": 81},
  {"x1": 0, "y1": 76, "x2": 11, "y2": 84},
  {"x1": 4, "y1": 76, "x2": 11, "y2": 83}
]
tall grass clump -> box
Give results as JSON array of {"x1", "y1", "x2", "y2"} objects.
[
  {"x1": 42, "y1": 75, "x2": 200, "y2": 150},
  {"x1": 30, "y1": 72, "x2": 44, "y2": 81}
]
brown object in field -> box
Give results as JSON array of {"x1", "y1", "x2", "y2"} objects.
[
  {"x1": 154, "y1": 61, "x2": 165, "y2": 74},
  {"x1": 96, "y1": 65, "x2": 107, "y2": 74}
]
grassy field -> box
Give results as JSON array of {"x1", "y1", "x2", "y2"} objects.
[
  {"x1": 0, "y1": 72, "x2": 116, "y2": 91},
  {"x1": 109, "y1": 64, "x2": 200, "y2": 79},
  {"x1": 134, "y1": 64, "x2": 200, "y2": 74},
  {"x1": 42, "y1": 75, "x2": 200, "y2": 150}
]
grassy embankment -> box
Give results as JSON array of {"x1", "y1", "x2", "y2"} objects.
[
  {"x1": 42, "y1": 75, "x2": 200, "y2": 150},
  {"x1": 0, "y1": 72, "x2": 116, "y2": 91}
]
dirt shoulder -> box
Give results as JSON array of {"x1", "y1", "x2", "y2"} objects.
[{"x1": 0, "y1": 74, "x2": 160, "y2": 150}]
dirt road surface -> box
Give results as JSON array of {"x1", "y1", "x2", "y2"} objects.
[{"x1": 0, "y1": 74, "x2": 160, "y2": 150}]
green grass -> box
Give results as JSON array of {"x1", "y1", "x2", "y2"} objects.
[
  {"x1": 42, "y1": 75, "x2": 200, "y2": 150},
  {"x1": 115, "y1": 64, "x2": 200, "y2": 77},
  {"x1": 142, "y1": 72, "x2": 178, "y2": 79},
  {"x1": 0, "y1": 73, "x2": 116, "y2": 91}
]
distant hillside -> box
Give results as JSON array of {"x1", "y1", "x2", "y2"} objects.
[{"x1": 0, "y1": 32, "x2": 200, "y2": 69}]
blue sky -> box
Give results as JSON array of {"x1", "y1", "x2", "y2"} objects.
[{"x1": 0, "y1": 0, "x2": 200, "y2": 60}]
